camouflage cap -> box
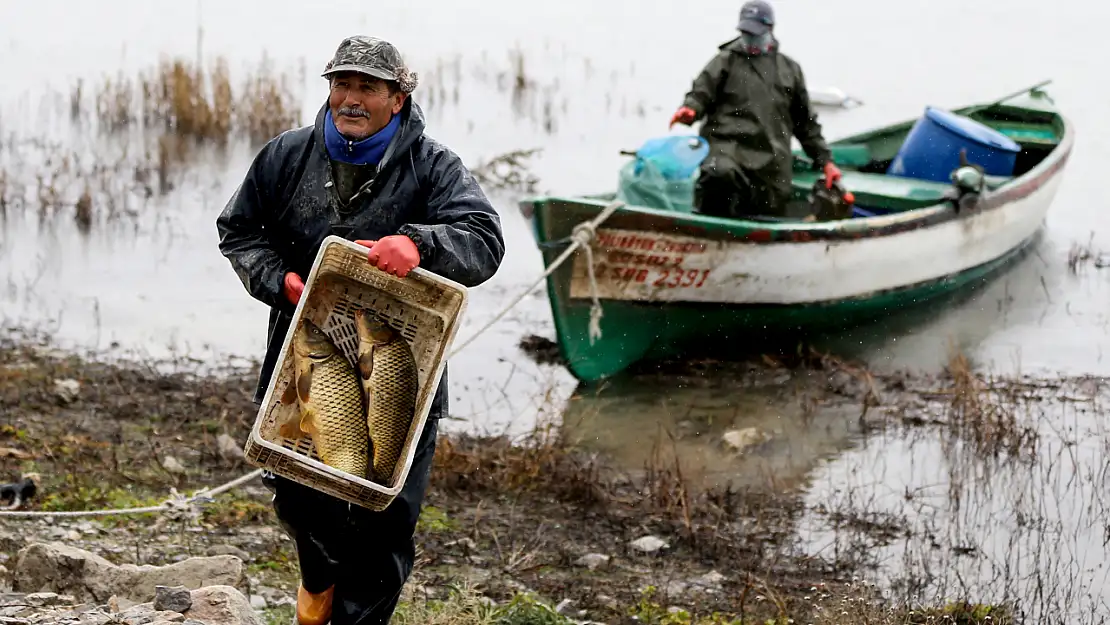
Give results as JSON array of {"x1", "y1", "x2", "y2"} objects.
[
  {"x1": 322, "y1": 35, "x2": 419, "y2": 93},
  {"x1": 737, "y1": 0, "x2": 774, "y2": 35}
]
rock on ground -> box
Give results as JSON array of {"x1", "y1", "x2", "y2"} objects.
[
  {"x1": 52, "y1": 378, "x2": 81, "y2": 404},
  {"x1": 161, "y1": 457, "x2": 187, "y2": 475},
  {"x1": 12, "y1": 543, "x2": 247, "y2": 607},
  {"x1": 154, "y1": 586, "x2": 193, "y2": 613},
  {"x1": 629, "y1": 536, "x2": 668, "y2": 554},
  {"x1": 181, "y1": 586, "x2": 262, "y2": 625},
  {"x1": 573, "y1": 554, "x2": 610, "y2": 570},
  {"x1": 0, "y1": 585, "x2": 260, "y2": 625},
  {"x1": 204, "y1": 547, "x2": 250, "y2": 563},
  {"x1": 721, "y1": 428, "x2": 771, "y2": 454},
  {"x1": 215, "y1": 435, "x2": 245, "y2": 462}
]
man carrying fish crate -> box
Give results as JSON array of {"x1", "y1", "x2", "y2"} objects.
[
  {"x1": 215, "y1": 35, "x2": 505, "y2": 625},
  {"x1": 669, "y1": 0, "x2": 842, "y2": 219}
]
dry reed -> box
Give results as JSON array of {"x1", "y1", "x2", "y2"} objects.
[
  {"x1": 0, "y1": 54, "x2": 304, "y2": 232},
  {"x1": 431, "y1": 414, "x2": 606, "y2": 505},
  {"x1": 942, "y1": 345, "x2": 1038, "y2": 458},
  {"x1": 0, "y1": 134, "x2": 165, "y2": 232},
  {"x1": 1067, "y1": 232, "x2": 1104, "y2": 274},
  {"x1": 86, "y1": 53, "x2": 303, "y2": 147},
  {"x1": 470, "y1": 148, "x2": 543, "y2": 194}
]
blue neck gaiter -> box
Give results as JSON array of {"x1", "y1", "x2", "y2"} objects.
[
  {"x1": 324, "y1": 110, "x2": 401, "y2": 166},
  {"x1": 738, "y1": 32, "x2": 777, "y2": 55}
]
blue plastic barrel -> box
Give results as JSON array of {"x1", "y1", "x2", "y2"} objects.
[
  {"x1": 886, "y1": 107, "x2": 1021, "y2": 183},
  {"x1": 635, "y1": 135, "x2": 709, "y2": 180}
]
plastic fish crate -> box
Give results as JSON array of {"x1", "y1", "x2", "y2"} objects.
[{"x1": 243, "y1": 235, "x2": 469, "y2": 511}]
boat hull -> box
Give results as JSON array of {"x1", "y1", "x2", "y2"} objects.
[{"x1": 544, "y1": 229, "x2": 1043, "y2": 383}]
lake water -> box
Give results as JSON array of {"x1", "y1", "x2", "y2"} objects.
[{"x1": 2, "y1": 0, "x2": 1109, "y2": 619}]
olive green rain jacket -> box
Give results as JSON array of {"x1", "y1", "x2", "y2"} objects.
[{"x1": 682, "y1": 36, "x2": 833, "y2": 186}]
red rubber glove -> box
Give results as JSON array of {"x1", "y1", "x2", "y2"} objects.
[
  {"x1": 283, "y1": 272, "x2": 305, "y2": 306},
  {"x1": 824, "y1": 162, "x2": 842, "y2": 189},
  {"x1": 354, "y1": 235, "x2": 421, "y2": 278},
  {"x1": 669, "y1": 106, "x2": 696, "y2": 128}
]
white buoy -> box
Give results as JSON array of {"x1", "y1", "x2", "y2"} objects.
[{"x1": 808, "y1": 86, "x2": 863, "y2": 108}]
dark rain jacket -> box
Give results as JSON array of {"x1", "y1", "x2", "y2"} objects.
[
  {"x1": 215, "y1": 98, "x2": 506, "y2": 417},
  {"x1": 682, "y1": 37, "x2": 832, "y2": 185}
]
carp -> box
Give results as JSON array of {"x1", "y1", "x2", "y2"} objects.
[
  {"x1": 354, "y1": 308, "x2": 420, "y2": 484},
  {"x1": 278, "y1": 318, "x2": 370, "y2": 479}
]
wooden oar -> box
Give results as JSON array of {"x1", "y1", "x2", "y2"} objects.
[
  {"x1": 963, "y1": 79, "x2": 1054, "y2": 114},
  {"x1": 987, "y1": 79, "x2": 1053, "y2": 106}
]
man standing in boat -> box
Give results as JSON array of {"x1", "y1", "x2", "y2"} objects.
[{"x1": 670, "y1": 0, "x2": 841, "y2": 219}]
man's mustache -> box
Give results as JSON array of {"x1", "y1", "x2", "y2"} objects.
[{"x1": 338, "y1": 107, "x2": 371, "y2": 119}]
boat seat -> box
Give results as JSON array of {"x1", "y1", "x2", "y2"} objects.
[
  {"x1": 793, "y1": 143, "x2": 873, "y2": 168},
  {"x1": 791, "y1": 170, "x2": 954, "y2": 212},
  {"x1": 989, "y1": 122, "x2": 1060, "y2": 146}
]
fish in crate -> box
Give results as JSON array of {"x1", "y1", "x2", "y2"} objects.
[
  {"x1": 245, "y1": 235, "x2": 468, "y2": 511},
  {"x1": 274, "y1": 309, "x2": 420, "y2": 484},
  {"x1": 354, "y1": 308, "x2": 419, "y2": 483},
  {"x1": 276, "y1": 318, "x2": 372, "y2": 478}
]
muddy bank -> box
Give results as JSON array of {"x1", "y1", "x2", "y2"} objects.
[{"x1": 0, "y1": 327, "x2": 1070, "y2": 624}]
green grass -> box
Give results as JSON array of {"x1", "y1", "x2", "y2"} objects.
[
  {"x1": 37, "y1": 483, "x2": 163, "y2": 515},
  {"x1": 392, "y1": 584, "x2": 575, "y2": 625},
  {"x1": 199, "y1": 493, "x2": 275, "y2": 527},
  {"x1": 626, "y1": 586, "x2": 759, "y2": 625},
  {"x1": 416, "y1": 505, "x2": 458, "y2": 534},
  {"x1": 388, "y1": 583, "x2": 1013, "y2": 625},
  {"x1": 260, "y1": 605, "x2": 295, "y2": 625}
]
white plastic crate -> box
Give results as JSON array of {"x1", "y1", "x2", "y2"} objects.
[{"x1": 243, "y1": 235, "x2": 468, "y2": 510}]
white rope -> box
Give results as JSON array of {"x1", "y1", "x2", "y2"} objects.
[
  {"x1": 570, "y1": 221, "x2": 604, "y2": 344},
  {"x1": 0, "y1": 474, "x2": 263, "y2": 519},
  {"x1": 446, "y1": 199, "x2": 624, "y2": 356},
  {"x1": 194, "y1": 466, "x2": 267, "y2": 499},
  {"x1": 0, "y1": 201, "x2": 623, "y2": 520}
]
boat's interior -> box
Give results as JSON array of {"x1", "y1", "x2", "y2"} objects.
[
  {"x1": 783, "y1": 95, "x2": 1064, "y2": 219},
  {"x1": 600, "y1": 91, "x2": 1066, "y2": 222}
]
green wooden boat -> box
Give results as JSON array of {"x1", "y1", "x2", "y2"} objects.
[{"x1": 517, "y1": 84, "x2": 1073, "y2": 383}]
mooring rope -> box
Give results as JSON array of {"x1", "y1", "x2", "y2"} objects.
[
  {"x1": 446, "y1": 199, "x2": 623, "y2": 355},
  {"x1": 0, "y1": 200, "x2": 625, "y2": 520},
  {"x1": 570, "y1": 220, "x2": 605, "y2": 345}
]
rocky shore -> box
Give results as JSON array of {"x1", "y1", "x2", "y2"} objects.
[
  {"x1": 0, "y1": 541, "x2": 264, "y2": 625},
  {"x1": 0, "y1": 329, "x2": 1034, "y2": 624}
]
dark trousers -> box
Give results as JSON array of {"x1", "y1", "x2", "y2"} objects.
[
  {"x1": 261, "y1": 415, "x2": 439, "y2": 625},
  {"x1": 694, "y1": 162, "x2": 792, "y2": 219}
]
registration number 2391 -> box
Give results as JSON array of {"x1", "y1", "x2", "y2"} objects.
[
  {"x1": 608, "y1": 267, "x2": 711, "y2": 289},
  {"x1": 653, "y1": 268, "x2": 711, "y2": 289}
]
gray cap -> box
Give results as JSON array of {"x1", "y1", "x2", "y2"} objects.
[
  {"x1": 322, "y1": 35, "x2": 419, "y2": 94},
  {"x1": 737, "y1": 0, "x2": 774, "y2": 35}
]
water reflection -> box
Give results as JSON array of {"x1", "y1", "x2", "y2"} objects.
[
  {"x1": 561, "y1": 359, "x2": 1110, "y2": 619},
  {"x1": 797, "y1": 378, "x2": 1110, "y2": 621},
  {"x1": 561, "y1": 367, "x2": 867, "y2": 492},
  {"x1": 816, "y1": 231, "x2": 1059, "y2": 374}
]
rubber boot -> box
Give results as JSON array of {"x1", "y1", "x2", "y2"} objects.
[{"x1": 295, "y1": 584, "x2": 334, "y2": 625}]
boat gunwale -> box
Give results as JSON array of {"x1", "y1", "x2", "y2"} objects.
[{"x1": 520, "y1": 104, "x2": 1074, "y2": 245}]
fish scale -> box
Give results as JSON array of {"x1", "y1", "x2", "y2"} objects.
[
  {"x1": 354, "y1": 309, "x2": 420, "y2": 485},
  {"x1": 306, "y1": 353, "x2": 370, "y2": 478},
  {"x1": 365, "y1": 338, "x2": 419, "y2": 483}
]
